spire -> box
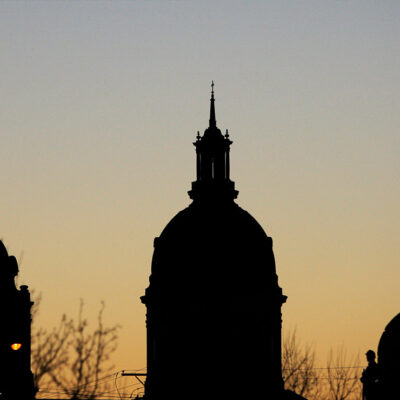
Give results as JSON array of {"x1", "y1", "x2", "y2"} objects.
[
  {"x1": 188, "y1": 84, "x2": 238, "y2": 201},
  {"x1": 209, "y1": 81, "x2": 216, "y2": 127}
]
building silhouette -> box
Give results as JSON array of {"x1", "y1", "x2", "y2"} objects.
[
  {"x1": 0, "y1": 241, "x2": 35, "y2": 399},
  {"x1": 141, "y1": 85, "x2": 300, "y2": 399},
  {"x1": 377, "y1": 313, "x2": 400, "y2": 398}
]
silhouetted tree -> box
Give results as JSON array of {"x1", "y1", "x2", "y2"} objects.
[
  {"x1": 325, "y1": 346, "x2": 361, "y2": 400},
  {"x1": 31, "y1": 296, "x2": 120, "y2": 399},
  {"x1": 282, "y1": 329, "x2": 320, "y2": 400},
  {"x1": 282, "y1": 332, "x2": 364, "y2": 400},
  {"x1": 31, "y1": 297, "x2": 73, "y2": 390}
]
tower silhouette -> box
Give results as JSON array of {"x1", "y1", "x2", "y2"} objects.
[
  {"x1": 0, "y1": 241, "x2": 35, "y2": 399},
  {"x1": 141, "y1": 85, "x2": 288, "y2": 399}
]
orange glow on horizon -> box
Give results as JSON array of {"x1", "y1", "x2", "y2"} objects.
[{"x1": 11, "y1": 343, "x2": 22, "y2": 351}]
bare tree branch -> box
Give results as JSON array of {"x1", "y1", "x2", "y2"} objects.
[
  {"x1": 31, "y1": 293, "x2": 73, "y2": 390},
  {"x1": 282, "y1": 329, "x2": 320, "y2": 399},
  {"x1": 326, "y1": 346, "x2": 362, "y2": 400},
  {"x1": 31, "y1": 296, "x2": 120, "y2": 399}
]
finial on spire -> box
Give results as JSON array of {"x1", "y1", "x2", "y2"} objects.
[{"x1": 209, "y1": 81, "x2": 216, "y2": 127}]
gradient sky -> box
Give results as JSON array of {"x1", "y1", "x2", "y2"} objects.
[{"x1": 1, "y1": 0, "x2": 399, "y2": 381}]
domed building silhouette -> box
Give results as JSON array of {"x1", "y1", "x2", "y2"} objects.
[
  {"x1": 141, "y1": 85, "x2": 295, "y2": 399},
  {"x1": 377, "y1": 313, "x2": 400, "y2": 398}
]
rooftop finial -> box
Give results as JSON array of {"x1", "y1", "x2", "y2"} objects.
[{"x1": 209, "y1": 81, "x2": 216, "y2": 127}]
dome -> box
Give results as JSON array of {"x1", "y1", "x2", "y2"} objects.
[
  {"x1": 377, "y1": 313, "x2": 400, "y2": 396},
  {"x1": 141, "y1": 86, "x2": 287, "y2": 400},
  {"x1": 148, "y1": 200, "x2": 278, "y2": 299},
  {"x1": 0, "y1": 240, "x2": 8, "y2": 259},
  {"x1": 378, "y1": 313, "x2": 400, "y2": 366}
]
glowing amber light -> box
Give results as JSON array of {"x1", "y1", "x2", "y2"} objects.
[{"x1": 10, "y1": 343, "x2": 22, "y2": 351}]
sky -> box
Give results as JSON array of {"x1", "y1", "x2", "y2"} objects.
[{"x1": 1, "y1": 0, "x2": 399, "y2": 387}]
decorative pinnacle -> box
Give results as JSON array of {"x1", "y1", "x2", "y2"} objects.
[{"x1": 209, "y1": 81, "x2": 216, "y2": 127}]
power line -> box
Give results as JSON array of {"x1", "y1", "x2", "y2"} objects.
[
  {"x1": 38, "y1": 391, "x2": 144, "y2": 399},
  {"x1": 38, "y1": 368, "x2": 146, "y2": 392},
  {"x1": 38, "y1": 368, "x2": 146, "y2": 399},
  {"x1": 283, "y1": 365, "x2": 365, "y2": 371},
  {"x1": 39, "y1": 382, "x2": 141, "y2": 397}
]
